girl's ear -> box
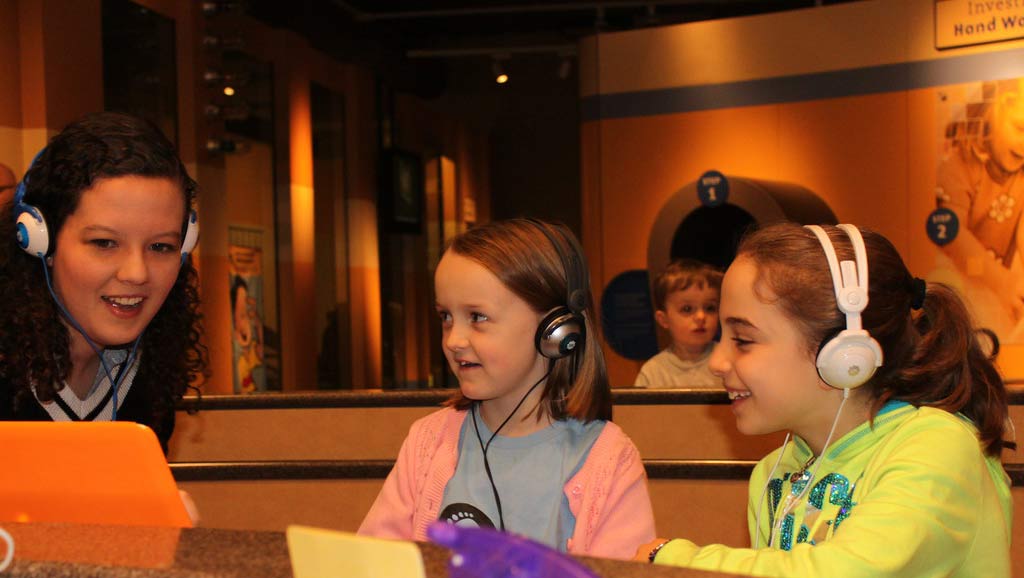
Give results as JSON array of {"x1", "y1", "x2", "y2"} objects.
[{"x1": 654, "y1": 310, "x2": 670, "y2": 329}]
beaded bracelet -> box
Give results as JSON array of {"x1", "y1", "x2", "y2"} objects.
[{"x1": 648, "y1": 539, "x2": 672, "y2": 563}]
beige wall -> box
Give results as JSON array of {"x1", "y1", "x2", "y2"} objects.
[
  {"x1": 581, "y1": 0, "x2": 1023, "y2": 97},
  {"x1": 170, "y1": 406, "x2": 435, "y2": 462},
  {"x1": 171, "y1": 403, "x2": 1024, "y2": 464},
  {"x1": 170, "y1": 404, "x2": 789, "y2": 463},
  {"x1": 177, "y1": 476, "x2": 752, "y2": 542}
]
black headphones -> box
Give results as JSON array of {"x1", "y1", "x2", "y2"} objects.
[
  {"x1": 526, "y1": 219, "x2": 588, "y2": 360},
  {"x1": 14, "y1": 154, "x2": 199, "y2": 262}
]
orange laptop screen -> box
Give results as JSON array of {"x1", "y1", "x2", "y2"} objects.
[{"x1": 0, "y1": 421, "x2": 191, "y2": 527}]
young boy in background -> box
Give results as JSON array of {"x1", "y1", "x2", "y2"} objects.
[{"x1": 635, "y1": 260, "x2": 723, "y2": 388}]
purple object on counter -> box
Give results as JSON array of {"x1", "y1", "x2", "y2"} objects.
[{"x1": 427, "y1": 522, "x2": 600, "y2": 578}]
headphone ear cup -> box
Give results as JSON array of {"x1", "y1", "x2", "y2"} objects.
[
  {"x1": 15, "y1": 204, "x2": 50, "y2": 258},
  {"x1": 816, "y1": 330, "x2": 883, "y2": 389},
  {"x1": 535, "y1": 308, "x2": 585, "y2": 359},
  {"x1": 181, "y1": 210, "x2": 199, "y2": 258}
]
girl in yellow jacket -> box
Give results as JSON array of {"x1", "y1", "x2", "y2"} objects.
[{"x1": 639, "y1": 223, "x2": 1014, "y2": 577}]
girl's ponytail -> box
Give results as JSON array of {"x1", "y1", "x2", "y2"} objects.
[{"x1": 891, "y1": 283, "x2": 1012, "y2": 456}]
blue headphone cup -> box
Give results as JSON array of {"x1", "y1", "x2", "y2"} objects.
[{"x1": 15, "y1": 203, "x2": 50, "y2": 257}]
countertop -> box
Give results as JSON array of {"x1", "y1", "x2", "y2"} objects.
[{"x1": 1, "y1": 522, "x2": 737, "y2": 578}]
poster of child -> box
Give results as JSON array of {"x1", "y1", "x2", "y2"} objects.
[
  {"x1": 228, "y1": 236, "x2": 267, "y2": 393},
  {"x1": 931, "y1": 77, "x2": 1024, "y2": 343}
]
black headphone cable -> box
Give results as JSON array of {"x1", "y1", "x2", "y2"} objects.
[{"x1": 470, "y1": 368, "x2": 552, "y2": 532}]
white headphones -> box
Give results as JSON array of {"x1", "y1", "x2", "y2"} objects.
[{"x1": 805, "y1": 224, "x2": 883, "y2": 389}]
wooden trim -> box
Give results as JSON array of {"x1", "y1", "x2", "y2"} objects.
[
  {"x1": 171, "y1": 459, "x2": 1024, "y2": 486},
  {"x1": 178, "y1": 388, "x2": 1024, "y2": 411}
]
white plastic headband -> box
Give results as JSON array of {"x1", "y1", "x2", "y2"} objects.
[{"x1": 804, "y1": 224, "x2": 869, "y2": 332}]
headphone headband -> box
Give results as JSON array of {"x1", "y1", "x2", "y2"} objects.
[
  {"x1": 13, "y1": 149, "x2": 43, "y2": 206},
  {"x1": 804, "y1": 224, "x2": 882, "y2": 389},
  {"x1": 525, "y1": 219, "x2": 587, "y2": 314},
  {"x1": 805, "y1": 224, "x2": 869, "y2": 331},
  {"x1": 523, "y1": 219, "x2": 587, "y2": 362}
]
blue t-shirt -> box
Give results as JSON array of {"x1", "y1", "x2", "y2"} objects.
[{"x1": 438, "y1": 407, "x2": 606, "y2": 551}]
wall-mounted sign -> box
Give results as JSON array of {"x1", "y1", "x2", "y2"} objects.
[
  {"x1": 696, "y1": 170, "x2": 728, "y2": 207},
  {"x1": 935, "y1": 0, "x2": 1024, "y2": 49},
  {"x1": 926, "y1": 207, "x2": 960, "y2": 246}
]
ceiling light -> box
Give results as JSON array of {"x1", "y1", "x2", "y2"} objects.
[{"x1": 492, "y1": 57, "x2": 509, "y2": 84}]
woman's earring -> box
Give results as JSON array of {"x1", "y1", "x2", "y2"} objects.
[{"x1": 45, "y1": 255, "x2": 54, "y2": 267}]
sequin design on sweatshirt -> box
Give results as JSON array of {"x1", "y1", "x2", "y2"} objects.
[
  {"x1": 766, "y1": 477, "x2": 784, "y2": 530},
  {"x1": 775, "y1": 472, "x2": 856, "y2": 550}
]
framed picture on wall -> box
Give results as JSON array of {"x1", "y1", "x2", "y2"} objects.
[
  {"x1": 228, "y1": 226, "x2": 270, "y2": 394},
  {"x1": 380, "y1": 148, "x2": 424, "y2": 234}
]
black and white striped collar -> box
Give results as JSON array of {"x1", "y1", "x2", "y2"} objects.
[{"x1": 34, "y1": 349, "x2": 142, "y2": 422}]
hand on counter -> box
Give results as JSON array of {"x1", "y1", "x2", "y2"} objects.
[{"x1": 634, "y1": 537, "x2": 671, "y2": 563}]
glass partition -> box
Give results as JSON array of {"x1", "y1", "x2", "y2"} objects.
[
  {"x1": 311, "y1": 82, "x2": 353, "y2": 389},
  {"x1": 218, "y1": 51, "x2": 281, "y2": 392},
  {"x1": 102, "y1": 0, "x2": 178, "y2": 142}
]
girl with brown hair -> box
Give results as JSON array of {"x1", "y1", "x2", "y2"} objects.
[
  {"x1": 360, "y1": 218, "x2": 655, "y2": 559},
  {"x1": 641, "y1": 222, "x2": 1013, "y2": 576}
]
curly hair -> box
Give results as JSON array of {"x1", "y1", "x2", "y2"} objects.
[{"x1": 1, "y1": 112, "x2": 207, "y2": 441}]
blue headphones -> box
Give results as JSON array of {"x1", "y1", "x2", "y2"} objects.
[
  {"x1": 14, "y1": 162, "x2": 199, "y2": 262},
  {"x1": 13, "y1": 154, "x2": 199, "y2": 421}
]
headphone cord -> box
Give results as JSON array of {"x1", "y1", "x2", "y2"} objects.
[
  {"x1": 471, "y1": 369, "x2": 552, "y2": 532},
  {"x1": 769, "y1": 387, "x2": 850, "y2": 549},
  {"x1": 42, "y1": 261, "x2": 142, "y2": 421},
  {"x1": 0, "y1": 526, "x2": 12, "y2": 572}
]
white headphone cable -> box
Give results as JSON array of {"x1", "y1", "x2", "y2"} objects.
[
  {"x1": 0, "y1": 526, "x2": 14, "y2": 571},
  {"x1": 769, "y1": 387, "x2": 850, "y2": 549}
]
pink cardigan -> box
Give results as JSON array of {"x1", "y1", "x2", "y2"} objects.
[{"x1": 358, "y1": 407, "x2": 656, "y2": 560}]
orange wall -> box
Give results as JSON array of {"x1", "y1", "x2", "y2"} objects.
[
  {"x1": 587, "y1": 97, "x2": 911, "y2": 383},
  {"x1": 5, "y1": 0, "x2": 106, "y2": 169},
  {"x1": 0, "y1": 0, "x2": 21, "y2": 170},
  {"x1": 581, "y1": 0, "x2": 1024, "y2": 385},
  {"x1": 0, "y1": 1, "x2": 21, "y2": 129}
]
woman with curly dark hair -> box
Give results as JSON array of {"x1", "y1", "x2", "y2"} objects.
[{"x1": 1, "y1": 111, "x2": 207, "y2": 454}]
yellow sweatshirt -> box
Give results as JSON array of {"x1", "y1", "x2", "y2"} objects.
[{"x1": 655, "y1": 402, "x2": 1012, "y2": 577}]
